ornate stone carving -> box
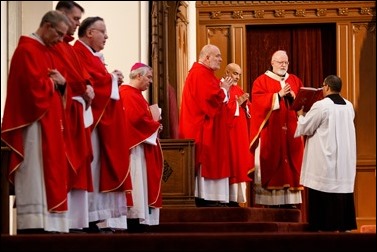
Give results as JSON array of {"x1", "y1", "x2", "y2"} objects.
[
  {"x1": 338, "y1": 8, "x2": 349, "y2": 16},
  {"x1": 196, "y1": 2, "x2": 375, "y2": 21},
  {"x1": 353, "y1": 23, "x2": 376, "y2": 33},
  {"x1": 295, "y1": 9, "x2": 306, "y2": 17},
  {"x1": 232, "y1": 10, "x2": 244, "y2": 19},
  {"x1": 316, "y1": 8, "x2": 327, "y2": 17},
  {"x1": 360, "y1": 7, "x2": 372, "y2": 15},
  {"x1": 211, "y1": 11, "x2": 222, "y2": 19},
  {"x1": 207, "y1": 27, "x2": 230, "y2": 38},
  {"x1": 274, "y1": 9, "x2": 286, "y2": 18},
  {"x1": 254, "y1": 10, "x2": 265, "y2": 18}
]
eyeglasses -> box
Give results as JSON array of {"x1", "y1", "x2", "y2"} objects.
[
  {"x1": 322, "y1": 83, "x2": 327, "y2": 87},
  {"x1": 91, "y1": 28, "x2": 107, "y2": 36},
  {"x1": 51, "y1": 26, "x2": 65, "y2": 38},
  {"x1": 274, "y1": 60, "x2": 289, "y2": 65}
]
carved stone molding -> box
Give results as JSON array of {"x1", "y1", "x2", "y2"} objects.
[
  {"x1": 316, "y1": 8, "x2": 327, "y2": 17},
  {"x1": 360, "y1": 7, "x2": 373, "y2": 15},
  {"x1": 295, "y1": 9, "x2": 306, "y2": 17},
  {"x1": 338, "y1": 8, "x2": 349, "y2": 16},
  {"x1": 232, "y1": 11, "x2": 244, "y2": 19},
  {"x1": 353, "y1": 23, "x2": 376, "y2": 33},
  {"x1": 254, "y1": 10, "x2": 265, "y2": 18},
  {"x1": 274, "y1": 9, "x2": 286, "y2": 18},
  {"x1": 196, "y1": 1, "x2": 375, "y2": 23},
  {"x1": 207, "y1": 27, "x2": 230, "y2": 38},
  {"x1": 211, "y1": 11, "x2": 222, "y2": 19}
]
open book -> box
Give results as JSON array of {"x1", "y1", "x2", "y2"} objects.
[
  {"x1": 291, "y1": 87, "x2": 323, "y2": 112},
  {"x1": 149, "y1": 103, "x2": 162, "y2": 121}
]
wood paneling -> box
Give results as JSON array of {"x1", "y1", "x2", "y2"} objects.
[
  {"x1": 232, "y1": 25, "x2": 247, "y2": 91},
  {"x1": 160, "y1": 139, "x2": 196, "y2": 207},
  {"x1": 1, "y1": 146, "x2": 10, "y2": 234},
  {"x1": 206, "y1": 26, "x2": 231, "y2": 79},
  {"x1": 351, "y1": 22, "x2": 376, "y2": 164}
]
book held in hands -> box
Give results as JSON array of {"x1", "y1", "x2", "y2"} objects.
[
  {"x1": 291, "y1": 87, "x2": 323, "y2": 112},
  {"x1": 149, "y1": 103, "x2": 162, "y2": 121}
]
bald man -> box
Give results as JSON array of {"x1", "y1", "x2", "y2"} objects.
[
  {"x1": 224, "y1": 63, "x2": 253, "y2": 207},
  {"x1": 179, "y1": 44, "x2": 233, "y2": 207}
]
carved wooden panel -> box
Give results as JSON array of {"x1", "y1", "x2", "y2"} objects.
[
  {"x1": 232, "y1": 25, "x2": 247, "y2": 91},
  {"x1": 160, "y1": 139, "x2": 196, "y2": 207},
  {"x1": 355, "y1": 168, "x2": 376, "y2": 228},
  {"x1": 351, "y1": 22, "x2": 376, "y2": 231},
  {"x1": 206, "y1": 26, "x2": 231, "y2": 79},
  {"x1": 351, "y1": 22, "x2": 376, "y2": 164}
]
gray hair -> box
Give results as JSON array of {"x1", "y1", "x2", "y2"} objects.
[
  {"x1": 198, "y1": 44, "x2": 219, "y2": 61},
  {"x1": 129, "y1": 66, "x2": 152, "y2": 80},
  {"x1": 39, "y1": 10, "x2": 70, "y2": 28}
]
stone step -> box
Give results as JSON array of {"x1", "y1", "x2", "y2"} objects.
[
  {"x1": 3, "y1": 233, "x2": 376, "y2": 252},
  {"x1": 147, "y1": 221, "x2": 310, "y2": 233}
]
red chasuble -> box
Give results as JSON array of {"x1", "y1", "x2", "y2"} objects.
[
  {"x1": 52, "y1": 35, "x2": 93, "y2": 191},
  {"x1": 73, "y1": 40, "x2": 131, "y2": 193},
  {"x1": 226, "y1": 84, "x2": 253, "y2": 184},
  {"x1": 249, "y1": 71, "x2": 304, "y2": 189},
  {"x1": 1, "y1": 36, "x2": 68, "y2": 212},
  {"x1": 119, "y1": 85, "x2": 163, "y2": 208},
  {"x1": 179, "y1": 62, "x2": 230, "y2": 179}
]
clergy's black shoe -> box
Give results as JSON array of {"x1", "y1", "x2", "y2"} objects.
[
  {"x1": 280, "y1": 204, "x2": 298, "y2": 209},
  {"x1": 195, "y1": 197, "x2": 226, "y2": 207},
  {"x1": 268, "y1": 204, "x2": 298, "y2": 209},
  {"x1": 100, "y1": 228, "x2": 117, "y2": 234},
  {"x1": 82, "y1": 221, "x2": 102, "y2": 233},
  {"x1": 69, "y1": 229, "x2": 87, "y2": 234},
  {"x1": 195, "y1": 197, "x2": 207, "y2": 207},
  {"x1": 127, "y1": 218, "x2": 146, "y2": 233}
]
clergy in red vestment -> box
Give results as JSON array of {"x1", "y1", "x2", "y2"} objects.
[
  {"x1": 224, "y1": 63, "x2": 253, "y2": 207},
  {"x1": 179, "y1": 44, "x2": 233, "y2": 207},
  {"x1": 249, "y1": 50, "x2": 304, "y2": 208},
  {"x1": 53, "y1": 1, "x2": 94, "y2": 231},
  {"x1": 119, "y1": 63, "x2": 163, "y2": 228},
  {"x1": 73, "y1": 16, "x2": 131, "y2": 231},
  {"x1": 1, "y1": 11, "x2": 71, "y2": 233}
]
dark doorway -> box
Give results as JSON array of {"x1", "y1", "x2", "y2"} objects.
[{"x1": 246, "y1": 23, "x2": 336, "y2": 94}]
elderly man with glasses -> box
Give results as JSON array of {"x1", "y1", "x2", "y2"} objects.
[{"x1": 249, "y1": 50, "x2": 305, "y2": 209}]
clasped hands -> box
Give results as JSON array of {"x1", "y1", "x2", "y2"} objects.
[
  {"x1": 278, "y1": 84, "x2": 296, "y2": 98},
  {"x1": 236, "y1": 93, "x2": 249, "y2": 106}
]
